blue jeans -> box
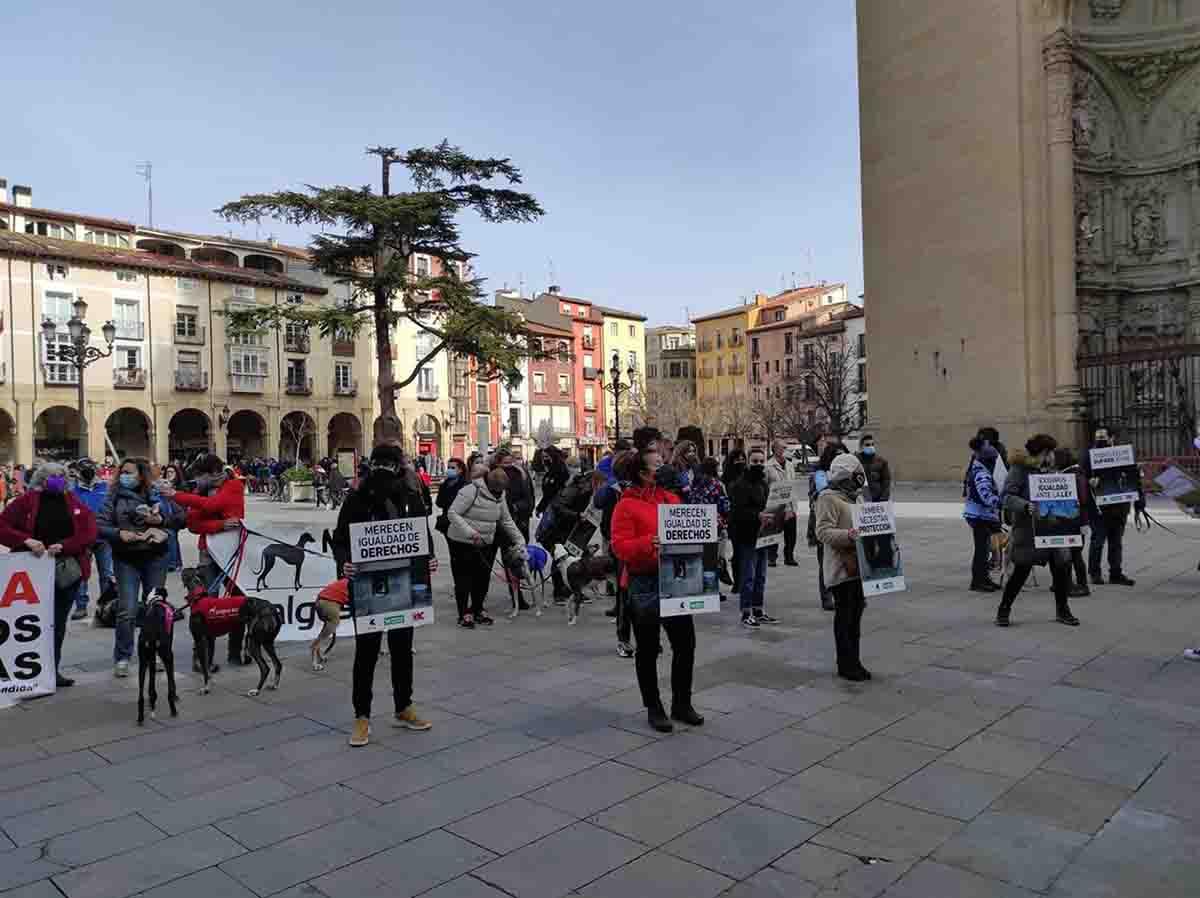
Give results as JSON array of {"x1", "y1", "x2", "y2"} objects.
[
  {"x1": 76, "y1": 540, "x2": 115, "y2": 611},
  {"x1": 738, "y1": 544, "x2": 768, "y2": 612},
  {"x1": 113, "y1": 553, "x2": 168, "y2": 663},
  {"x1": 166, "y1": 529, "x2": 181, "y2": 570}
]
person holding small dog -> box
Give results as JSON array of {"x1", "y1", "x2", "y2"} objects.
[
  {"x1": 333, "y1": 443, "x2": 434, "y2": 748},
  {"x1": 98, "y1": 458, "x2": 186, "y2": 679}
]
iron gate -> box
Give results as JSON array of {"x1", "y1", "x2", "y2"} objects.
[{"x1": 1078, "y1": 340, "x2": 1200, "y2": 459}]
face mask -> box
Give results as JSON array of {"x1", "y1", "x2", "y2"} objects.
[
  {"x1": 814, "y1": 470, "x2": 829, "y2": 492},
  {"x1": 119, "y1": 473, "x2": 140, "y2": 490},
  {"x1": 44, "y1": 476, "x2": 66, "y2": 494},
  {"x1": 862, "y1": 446, "x2": 876, "y2": 457},
  {"x1": 445, "y1": 469, "x2": 459, "y2": 480}
]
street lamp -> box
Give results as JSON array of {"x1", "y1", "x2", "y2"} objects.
[
  {"x1": 602, "y1": 355, "x2": 637, "y2": 445},
  {"x1": 41, "y1": 297, "x2": 116, "y2": 458}
]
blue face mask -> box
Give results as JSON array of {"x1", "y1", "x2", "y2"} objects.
[
  {"x1": 862, "y1": 447, "x2": 876, "y2": 457},
  {"x1": 813, "y1": 470, "x2": 829, "y2": 492},
  {"x1": 119, "y1": 473, "x2": 139, "y2": 490},
  {"x1": 445, "y1": 469, "x2": 459, "y2": 480}
]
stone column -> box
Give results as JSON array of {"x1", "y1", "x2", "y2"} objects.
[
  {"x1": 153, "y1": 421, "x2": 169, "y2": 465},
  {"x1": 1188, "y1": 286, "x2": 1200, "y2": 341},
  {"x1": 1187, "y1": 164, "x2": 1200, "y2": 274},
  {"x1": 1044, "y1": 30, "x2": 1084, "y2": 415},
  {"x1": 16, "y1": 400, "x2": 33, "y2": 465}
]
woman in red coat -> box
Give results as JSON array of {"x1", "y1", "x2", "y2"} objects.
[
  {"x1": 611, "y1": 447, "x2": 704, "y2": 733},
  {"x1": 0, "y1": 462, "x2": 98, "y2": 687}
]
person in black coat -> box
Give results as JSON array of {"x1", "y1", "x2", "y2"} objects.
[
  {"x1": 493, "y1": 448, "x2": 534, "y2": 540},
  {"x1": 1081, "y1": 425, "x2": 1142, "y2": 587},
  {"x1": 332, "y1": 444, "x2": 435, "y2": 747},
  {"x1": 727, "y1": 447, "x2": 776, "y2": 627},
  {"x1": 536, "y1": 447, "x2": 570, "y2": 516}
]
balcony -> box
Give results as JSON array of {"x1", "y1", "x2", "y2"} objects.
[
  {"x1": 174, "y1": 322, "x2": 206, "y2": 345},
  {"x1": 417, "y1": 384, "x2": 440, "y2": 400},
  {"x1": 285, "y1": 334, "x2": 311, "y2": 354},
  {"x1": 114, "y1": 367, "x2": 146, "y2": 389},
  {"x1": 582, "y1": 336, "x2": 594, "y2": 350},
  {"x1": 332, "y1": 337, "x2": 356, "y2": 356},
  {"x1": 0, "y1": 361, "x2": 6, "y2": 384},
  {"x1": 230, "y1": 372, "x2": 266, "y2": 393},
  {"x1": 175, "y1": 370, "x2": 209, "y2": 392},
  {"x1": 286, "y1": 376, "x2": 313, "y2": 396},
  {"x1": 583, "y1": 367, "x2": 599, "y2": 380},
  {"x1": 114, "y1": 321, "x2": 144, "y2": 341},
  {"x1": 43, "y1": 365, "x2": 77, "y2": 386},
  {"x1": 334, "y1": 378, "x2": 358, "y2": 397}
]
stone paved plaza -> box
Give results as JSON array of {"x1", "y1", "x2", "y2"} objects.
[{"x1": 3, "y1": 490, "x2": 1200, "y2": 898}]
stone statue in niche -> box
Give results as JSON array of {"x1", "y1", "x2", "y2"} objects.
[
  {"x1": 1089, "y1": 0, "x2": 1123, "y2": 19},
  {"x1": 1072, "y1": 70, "x2": 1120, "y2": 160},
  {"x1": 1132, "y1": 204, "x2": 1160, "y2": 253},
  {"x1": 1123, "y1": 178, "x2": 1169, "y2": 258}
]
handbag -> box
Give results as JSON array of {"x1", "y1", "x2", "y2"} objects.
[{"x1": 54, "y1": 555, "x2": 83, "y2": 590}]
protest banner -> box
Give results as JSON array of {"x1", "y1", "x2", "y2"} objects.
[
  {"x1": 1029, "y1": 474, "x2": 1083, "y2": 548},
  {"x1": 852, "y1": 502, "x2": 906, "y2": 596},
  {"x1": 1153, "y1": 465, "x2": 1200, "y2": 515},
  {"x1": 0, "y1": 555, "x2": 56, "y2": 708},
  {"x1": 756, "y1": 480, "x2": 801, "y2": 549},
  {"x1": 1089, "y1": 445, "x2": 1140, "y2": 507},
  {"x1": 346, "y1": 517, "x2": 433, "y2": 632},
  {"x1": 657, "y1": 504, "x2": 720, "y2": 617}
]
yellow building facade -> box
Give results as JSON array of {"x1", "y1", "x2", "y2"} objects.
[
  {"x1": 693, "y1": 304, "x2": 751, "y2": 406},
  {"x1": 596, "y1": 305, "x2": 647, "y2": 441}
]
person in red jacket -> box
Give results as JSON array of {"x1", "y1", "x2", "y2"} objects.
[
  {"x1": 160, "y1": 453, "x2": 245, "y2": 669},
  {"x1": 611, "y1": 447, "x2": 705, "y2": 733},
  {"x1": 0, "y1": 462, "x2": 98, "y2": 687}
]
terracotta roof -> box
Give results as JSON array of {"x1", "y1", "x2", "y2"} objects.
[
  {"x1": 691, "y1": 303, "x2": 754, "y2": 324},
  {"x1": 496, "y1": 294, "x2": 573, "y2": 332},
  {"x1": 595, "y1": 305, "x2": 647, "y2": 322},
  {"x1": 0, "y1": 202, "x2": 136, "y2": 233},
  {"x1": 525, "y1": 320, "x2": 573, "y2": 338},
  {"x1": 0, "y1": 233, "x2": 326, "y2": 294}
]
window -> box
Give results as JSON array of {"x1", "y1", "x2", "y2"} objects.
[
  {"x1": 561, "y1": 303, "x2": 569, "y2": 314},
  {"x1": 584, "y1": 385, "x2": 595, "y2": 409},
  {"x1": 113, "y1": 300, "x2": 142, "y2": 340},
  {"x1": 857, "y1": 333, "x2": 866, "y2": 359},
  {"x1": 286, "y1": 292, "x2": 303, "y2": 305},
  {"x1": 335, "y1": 362, "x2": 353, "y2": 391},
  {"x1": 774, "y1": 359, "x2": 780, "y2": 373},
  {"x1": 784, "y1": 333, "x2": 793, "y2": 355},
  {"x1": 552, "y1": 405, "x2": 572, "y2": 431},
  {"x1": 232, "y1": 285, "x2": 255, "y2": 300},
  {"x1": 42, "y1": 332, "x2": 77, "y2": 384},
  {"x1": 857, "y1": 365, "x2": 866, "y2": 394},
  {"x1": 45, "y1": 264, "x2": 69, "y2": 280},
  {"x1": 803, "y1": 344, "x2": 814, "y2": 368},
  {"x1": 732, "y1": 327, "x2": 741, "y2": 343},
  {"x1": 84, "y1": 229, "x2": 129, "y2": 248},
  {"x1": 531, "y1": 337, "x2": 543, "y2": 354},
  {"x1": 775, "y1": 309, "x2": 784, "y2": 322},
  {"x1": 115, "y1": 270, "x2": 140, "y2": 283},
  {"x1": 42, "y1": 290, "x2": 74, "y2": 324},
  {"x1": 287, "y1": 359, "x2": 307, "y2": 387},
  {"x1": 508, "y1": 408, "x2": 521, "y2": 435},
  {"x1": 476, "y1": 383, "x2": 489, "y2": 411},
  {"x1": 585, "y1": 417, "x2": 595, "y2": 436},
  {"x1": 415, "y1": 255, "x2": 431, "y2": 277},
  {"x1": 558, "y1": 374, "x2": 569, "y2": 395},
  {"x1": 229, "y1": 329, "x2": 262, "y2": 347},
  {"x1": 785, "y1": 357, "x2": 793, "y2": 377},
  {"x1": 533, "y1": 372, "x2": 545, "y2": 393},
  {"x1": 417, "y1": 366, "x2": 436, "y2": 395},
  {"x1": 716, "y1": 333, "x2": 723, "y2": 349},
  {"x1": 804, "y1": 375, "x2": 815, "y2": 401},
  {"x1": 648, "y1": 364, "x2": 658, "y2": 379},
  {"x1": 557, "y1": 340, "x2": 568, "y2": 360},
  {"x1": 230, "y1": 349, "x2": 267, "y2": 388},
  {"x1": 583, "y1": 325, "x2": 593, "y2": 344},
  {"x1": 751, "y1": 337, "x2": 760, "y2": 357},
  {"x1": 610, "y1": 321, "x2": 618, "y2": 336},
  {"x1": 178, "y1": 350, "x2": 201, "y2": 372},
  {"x1": 285, "y1": 321, "x2": 307, "y2": 349},
  {"x1": 666, "y1": 335, "x2": 679, "y2": 350},
  {"x1": 751, "y1": 363, "x2": 759, "y2": 385},
  {"x1": 583, "y1": 354, "x2": 593, "y2": 369},
  {"x1": 26, "y1": 220, "x2": 74, "y2": 240},
  {"x1": 682, "y1": 361, "x2": 689, "y2": 378},
  {"x1": 117, "y1": 346, "x2": 142, "y2": 369},
  {"x1": 628, "y1": 324, "x2": 635, "y2": 338},
  {"x1": 859, "y1": 401, "x2": 868, "y2": 428},
  {"x1": 176, "y1": 308, "x2": 199, "y2": 338},
  {"x1": 628, "y1": 350, "x2": 637, "y2": 370}
]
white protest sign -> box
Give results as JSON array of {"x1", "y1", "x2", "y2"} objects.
[
  {"x1": 349, "y1": 518, "x2": 430, "y2": 564},
  {"x1": 1089, "y1": 445, "x2": 1140, "y2": 507},
  {"x1": 757, "y1": 480, "x2": 801, "y2": 549},
  {"x1": 1089, "y1": 445, "x2": 1135, "y2": 470},
  {"x1": 853, "y1": 502, "x2": 895, "y2": 537},
  {"x1": 0, "y1": 555, "x2": 56, "y2": 708},
  {"x1": 1029, "y1": 474, "x2": 1083, "y2": 548},
  {"x1": 658, "y1": 504, "x2": 718, "y2": 545},
  {"x1": 852, "y1": 502, "x2": 906, "y2": 596},
  {"x1": 657, "y1": 504, "x2": 721, "y2": 618}
]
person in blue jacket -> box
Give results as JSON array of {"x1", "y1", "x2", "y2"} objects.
[
  {"x1": 963, "y1": 437, "x2": 1002, "y2": 592},
  {"x1": 71, "y1": 459, "x2": 114, "y2": 620}
]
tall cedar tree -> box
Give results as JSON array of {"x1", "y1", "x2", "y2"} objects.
[{"x1": 216, "y1": 143, "x2": 548, "y2": 438}]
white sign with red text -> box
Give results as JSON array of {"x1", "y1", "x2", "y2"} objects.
[{"x1": 0, "y1": 556, "x2": 56, "y2": 708}]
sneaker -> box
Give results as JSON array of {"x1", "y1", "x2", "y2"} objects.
[
  {"x1": 70, "y1": 607, "x2": 88, "y2": 621},
  {"x1": 970, "y1": 580, "x2": 1000, "y2": 593},
  {"x1": 768, "y1": 559, "x2": 779, "y2": 568},
  {"x1": 753, "y1": 611, "x2": 780, "y2": 624},
  {"x1": 995, "y1": 607, "x2": 1011, "y2": 627},
  {"x1": 1069, "y1": 584, "x2": 1091, "y2": 598},
  {"x1": 1109, "y1": 574, "x2": 1136, "y2": 587},
  {"x1": 784, "y1": 559, "x2": 799, "y2": 567},
  {"x1": 671, "y1": 705, "x2": 705, "y2": 726},
  {"x1": 838, "y1": 668, "x2": 869, "y2": 682},
  {"x1": 1182, "y1": 648, "x2": 1200, "y2": 661},
  {"x1": 114, "y1": 660, "x2": 129, "y2": 678},
  {"x1": 349, "y1": 717, "x2": 370, "y2": 747},
  {"x1": 56, "y1": 674, "x2": 75, "y2": 688},
  {"x1": 1056, "y1": 610, "x2": 1081, "y2": 626},
  {"x1": 458, "y1": 616, "x2": 475, "y2": 629},
  {"x1": 854, "y1": 665, "x2": 873, "y2": 680},
  {"x1": 741, "y1": 612, "x2": 760, "y2": 628},
  {"x1": 476, "y1": 613, "x2": 494, "y2": 626},
  {"x1": 394, "y1": 705, "x2": 432, "y2": 731},
  {"x1": 616, "y1": 641, "x2": 635, "y2": 658}
]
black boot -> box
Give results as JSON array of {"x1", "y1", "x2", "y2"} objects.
[
  {"x1": 671, "y1": 704, "x2": 704, "y2": 726},
  {"x1": 970, "y1": 579, "x2": 1000, "y2": 593},
  {"x1": 1109, "y1": 573, "x2": 1135, "y2": 587},
  {"x1": 647, "y1": 705, "x2": 673, "y2": 733},
  {"x1": 1056, "y1": 601, "x2": 1080, "y2": 626},
  {"x1": 995, "y1": 598, "x2": 1013, "y2": 627}
]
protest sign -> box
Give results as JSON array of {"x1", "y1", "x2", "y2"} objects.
[
  {"x1": 349, "y1": 517, "x2": 429, "y2": 564},
  {"x1": 348, "y1": 518, "x2": 434, "y2": 632},
  {"x1": 1029, "y1": 474, "x2": 1083, "y2": 548},
  {"x1": 0, "y1": 555, "x2": 56, "y2": 708},
  {"x1": 658, "y1": 504, "x2": 720, "y2": 618},
  {"x1": 1153, "y1": 465, "x2": 1200, "y2": 515},
  {"x1": 565, "y1": 503, "x2": 603, "y2": 558},
  {"x1": 756, "y1": 480, "x2": 801, "y2": 549},
  {"x1": 1089, "y1": 445, "x2": 1140, "y2": 507},
  {"x1": 852, "y1": 502, "x2": 906, "y2": 596}
]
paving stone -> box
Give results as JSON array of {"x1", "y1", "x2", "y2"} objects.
[
  {"x1": 1041, "y1": 733, "x2": 1168, "y2": 790},
  {"x1": 0, "y1": 750, "x2": 106, "y2": 792},
  {"x1": 202, "y1": 715, "x2": 332, "y2": 756},
  {"x1": 776, "y1": 837, "x2": 916, "y2": 897},
  {"x1": 398, "y1": 714, "x2": 496, "y2": 757},
  {"x1": 987, "y1": 708, "x2": 1094, "y2": 747},
  {"x1": 0, "y1": 842, "x2": 67, "y2": 892},
  {"x1": 278, "y1": 742, "x2": 410, "y2": 791},
  {"x1": 663, "y1": 803, "x2": 821, "y2": 880},
  {"x1": 729, "y1": 728, "x2": 847, "y2": 774},
  {"x1": 341, "y1": 754, "x2": 460, "y2": 802},
  {"x1": 90, "y1": 744, "x2": 223, "y2": 786},
  {"x1": 90, "y1": 722, "x2": 220, "y2": 764},
  {"x1": 484, "y1": 743, "x2": 605, "y2": 792},
  {"x1": 618, "y1": 731, "x2": 738, "y2": 777},
  {"x1": 752, "y1": 764, "x2": 889, "y2": 825},
  {"x1": 756, "y1": 686, "x2": 849, "y2": 718},
  {"x1": 52, "y1": 825, "x2": 244, "y2": 898},
  {"x1": 136, "y1": 867, "x2": 259, "y2": 898},
  {"x1": 420, "y1": 875, "x2": 515, "y2": 898},
  {"x1": 833, "y1": 799, "x2": 964, "y2": 856},
  {"x1": 35, "y1": 721, "x2": 153, "y2": 757},
  {"x1": 718, "y1": 866, "x2": 820, "y2": 898},
  {"x1": 933, "y1": 811, "x2": 1089, "y2": 893},
  {"x1": 521, "y1": 707, "x2": 626, "y2": 741},
  {"x1": 820, "y1": 735, "x2": 943, "y2": 786},
  {"x1": 681, "y1": 756, "x2": 789, "y2": 799},
  {"x1": 214, "y1": 783, "x2": 378, "y2": 850},
  {"x1": 43, "y1": 813, "x2": 165, "y2": 867},
  {"x1": 990, "y1": 769, "x2": 1129, "y2": 835},
  {"x1": 1129, "y1": 760, "x2": 1200, "y2": 823},
  {"x1": 426, "y1": 728, "x2": 549, "y2": 774},
  {"x1": 527, "y1": 760, "x2": 664, "y2": 817},
  {"x1": 472, "y1": 820, "x2": 644, "y2": 897},
  {"x1": 695, "y1": 707, "x2": 799, "y2": 745},
  {"x1": 313, "y1": 828, "x2": 495, "y2": 898},
  {"x1": 579, "y1": 849, "x2": 733, "y2": 898},
  {"x1": 941, "y1": 731, "x2": 1058, "y2": 779},
  {"x1": 797, "y1": 705, "x2": 903, "y2": 742},
  {"x1": 881, "y1": 709, "x2": 988, "y2": 749},
  {"x1": 447, "y1": 796, "x2": 577, "y2": 855},
  {"x1": 147, "y1": 759, "x2": 265, "y2": 800},
  {"x1": 1026, "y1": 684, "x2": 1117, "y2": 718},
  {"x1": 364, "y1": 766, "x2": 535, "y2": 843},
  {"x1": 1, "y1": 781, "x2": 160, "y2": 846},
  {"x1": 218, "y1": 816, "x2": 398, "y2": 896},
  {"x1": 144, "y1": 774, "x2": 295, "y2": 834},
  {"x1": 883, "y1": 860, "x2": 1040, "y2": 897},
  {"x1": 591, "y1": 780, "x2": 736, "y2": 846},
  {"x1": 0, "y1": 881, "x2": 67, "y2": 898},
  {"x1": 0, "y1": 773, "x2": 98, "y2": 820},
  {"x1": 883, "y1": 761, "x2": 1016, "y2": 821},
  {"x1": 558, "y1": 725, "x2": 654, "y2": 759}
]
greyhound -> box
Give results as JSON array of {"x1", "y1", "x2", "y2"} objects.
[
  {"x1": 136, "y1": 588, "x2": 181, "y2": 725},
  {"x1": 254, "y1": 532, "x2": 316, "y2": 590}
]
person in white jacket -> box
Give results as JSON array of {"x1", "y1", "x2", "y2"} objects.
[{"x1": 447, "y1": 466, "x2": 527, "y2": 627}]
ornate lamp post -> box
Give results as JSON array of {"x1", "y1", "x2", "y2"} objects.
[
  {"x1": 41, "y1": 297, "x2": 116, "y2": 458},
  {"x1": 602, "y1": 353, "x2": 637, "y2": 445}
]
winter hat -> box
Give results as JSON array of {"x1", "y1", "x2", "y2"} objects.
[{"x1": 828, "y1": 453, "x2": 865, "y2": 485}]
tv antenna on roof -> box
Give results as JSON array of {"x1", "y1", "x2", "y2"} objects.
[{"x1": 135, "y1": 161, "x2": 153, "y2": 227}]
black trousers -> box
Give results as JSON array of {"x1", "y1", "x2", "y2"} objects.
[
  {"x1": 616, "y1": 587, "x2": 631, "y2": 642},
  {"x1": 1001, "y1": 560, "x2": 1069, "y2": 611},
  {"x1": 768, "y1": 517, "x2": 798, "y2": 562},
  {"x1": 1065, "y1": 546, "x2": 1087, "y2": 588},
  {"x1": 1089, "y1": 514, "x2": 1126, "y2": 577},
  {"x1": 832, "y1": 580, "x2": 865, "y2": 673},
  {"x1": 633, "y1": 613, "x2": 695, "y2": 711},
  {"x1": 446, "y1": 538, "x2": 475, "y2": 619},
  {"x1": 352, "y1": 626, "x2": 414, "y2": 719},
  {"x1": 53, "y1": 584, "x2": 74, "y2": 671},
  {"x1": 967, "y1": 518, "x2": 995, "y2": 584},
  {"x1": 816, "y1": 543, "x2": 830, "y2": 602}
]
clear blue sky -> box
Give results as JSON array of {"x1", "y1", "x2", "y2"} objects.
[{"x1": 4, "y1": 0, "x2": 862, "y2": 324}]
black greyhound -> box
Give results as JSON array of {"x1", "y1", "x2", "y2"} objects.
[
  {"x1": 254, "y1": 532, "x2": 316, "y2": 590},
  {"x1": 136, "y1": 588, "x2": 181, "y2": 725}
]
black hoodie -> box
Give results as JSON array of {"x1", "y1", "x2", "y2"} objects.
[{"x1": 728, "y1": 466, "x2": 769, "y2": 543}]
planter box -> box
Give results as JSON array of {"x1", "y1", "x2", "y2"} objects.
[{"x1": 287, "y1": 482, "x2": 315, "y2": 503}]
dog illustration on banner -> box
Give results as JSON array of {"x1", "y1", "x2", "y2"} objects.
[{"x1": 254, "y1": 532, "x2": 316, "y2": 590}]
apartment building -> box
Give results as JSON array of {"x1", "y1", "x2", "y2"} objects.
[
  {"x1": 747, "y1": 284, "x2": 851, "y2": 401},
  {"x1": 596, "y1": 305, "x2": 646, "y2": 443},
  {"x1": 535, "y1": 288, "x2": 608, "y2": 465},
  {"x1": 642, "y1": 325, "x2": 697, "y2": 437}
]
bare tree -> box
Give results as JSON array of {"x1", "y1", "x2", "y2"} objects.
[
  {"x1": 792, "y1": 333, "x2": 859, "y2": 438},
  {"x1": 280, "y1": 413, "x2": 317, "y2": 465},
  {"x1": 750, "y1": 389, "x2": 789, "y2": 449},
  {"x1": 631, "y1": 381, "x2": 695, "y2": 439},
  {"x1": 535, "y1": 419, "x2": 555, "y2": 449},
  {"x1": 722, "y1": 395, "x2": 757, "y2": 449}
]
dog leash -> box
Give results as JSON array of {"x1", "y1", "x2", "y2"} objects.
[{"x1": 1134, "y1": 507, "x2": 1200, "y2": 541}]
